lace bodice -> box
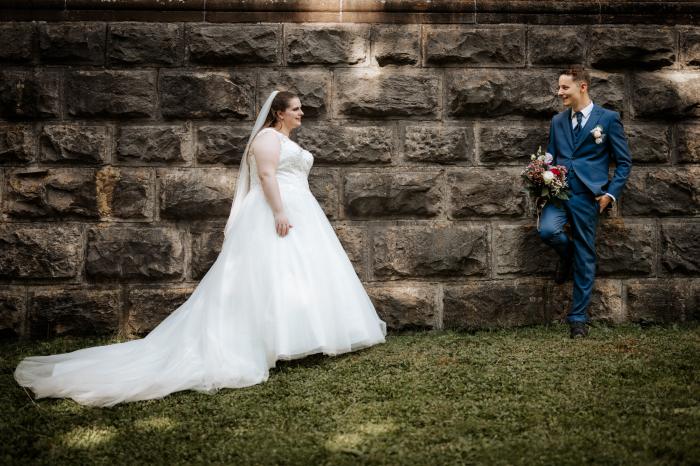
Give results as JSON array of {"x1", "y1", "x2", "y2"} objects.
[{"x1": 248, "y1": 128, "x2": 314, "y2": 190}]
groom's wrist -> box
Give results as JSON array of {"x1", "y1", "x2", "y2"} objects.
[{"x1": 604, "y1": 193, "x2": 616, "y2": 203}]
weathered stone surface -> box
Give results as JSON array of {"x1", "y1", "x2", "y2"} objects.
[
  {"x1": 108, "y1": 22, "x2": 181, "y2": 65},
  {"x1": 494, "y1": 224, "x2": 558, "y2": 275},
  {"x1": 371, "y1": 24, "x2": 420, "y2": 66},
  {"x1": 661, "y1": 222, "x2": 700, "y2": 275},
  {"x1": 366, "y1": 284, "x2": 438, "y2": 330},
  {"x1": 127, "y1": 286, "x2": 194, "y2": 335},
  {"x1": 259, "y1": 70, "x2": 330, "y2": 118},
  {"x1": 39, "y1": 125, "x2": 108, "y2": 164},
  {"x1": 39, "y1": 22, "x2": 105, "y2": 65},
  {"x1": 86, "y1": 227, "x2": 184, "y2": 280},
  {"x1": 190, "y1": 225, "x2": 224, "y2": 280},
  {"x1": 117, "y1": 126, "x2": 190, "y2": 164},
  {"x1": 448, "y1": 169, "x2": 527, "y2": 218},
  {"x1": 0, "y1": 23, "x2": 34, "y2": 63},
  {"x1": 0, "y1": 71, "x2": 60, "y2": 119},
  {"x1": 160, "y1": 71, "x2": 254, "y2": 120},
  {"x1": 447, "y1": 69, "x2": 559, "y2": 118},
  {"x1": 187, "y1": 24, "x2": 279, "y2": 65},
  {"x1": 547, "y1": 279, "x2": 625, "y2": 324},
  {"x1": 309, "y1": 169, "x2": 339, "y2": 219},
  {"x1": 478, "y1": 123, "x2": 548, "y2": 165},
  {"x1": 29, "y1": 288, "x2": 120, "y2": 338},
  {"x1": 404, "y1": 126, "x2": 471, "y2": 164},
  {"x1": 597, "y1": 221, "x2": 655, "y2": 276},
  {"x1": 0, "y1": 225, "x2": 82, "y2": 279},
  {"x1": 294, "y1": 125, "x2": 393, "y2": 164},
  {"x1": 632, "y1": 72, "x2": 700, "y2": 119},
  {"x1": 286, "y1": 24, "x2": 368, "y2": 65},
  {"x1": 622, "y1": 168, "x2": 700, "y2": 216},
  {"x1": 589, "y1": 71, "x2": 625, "y2": 115},
  {"x1": 527, "y1": 26, "x2": 586, "y2": 65},
  {"x1": 96, "y1": 167, "x2": 153, "y2": 220},
  {"x1": 0, "y1": 288, "x2": 26, "y2": 338},
  {"x1": 66, "y1": 71, "x2": 156, "y2": 119},
  {"x1": 159, "y1": 168, "x2": 235, "y2": 220},
  {"x1": 335, "y1": 71, "x2": 440, "y2": 118},
  {"x1": 626, "y1": 280, "x2": 694, "y2": 323},
  {"x1": 344, "y1": 172, "x2": 441, "y2": 218},
  {"x1": 444, "y1": 281, "x2": 546, "y2": 330},
  {"x1": 678, "y1": 125, "x2": 700, "y2": 163},
  {"x1": 5, "y1": 168, "x2": 99, "y2": 219},
  {"x1": 332, "y1": 223, "x2": 366, "y2": 278},
  {"x1": 589, "y1": 26, "x2": 676, "y2": 70},
  {"x1": 425, "y1": 25, "x2": 525, "y2": 66},
  {"x1": 196, "y1": 125, "x2": 248, "y2": 165},
  {"x1": 0, "y1": 125, "x2": 35, "y2": 165},
  {"x1": 626, "y1": 124, "x2": 671, "y2": 163},
  {"x1": 680, "y1": 28, "x2": 700, "y2": 67},
  {"x1": 373, "y1": 225, "x2": 489, "y2": 279}
]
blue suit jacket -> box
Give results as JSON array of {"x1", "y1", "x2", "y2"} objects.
[{"x1": 546, "y1": 104, "x2": 632, "y2": 200}]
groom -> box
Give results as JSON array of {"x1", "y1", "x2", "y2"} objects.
[{"x1": 540, "y1": 65, "x2": 632, "y2": 338}]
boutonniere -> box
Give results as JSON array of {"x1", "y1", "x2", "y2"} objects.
[{"x1": 590, "y1": 125, "x2": 605, "y2": 144}]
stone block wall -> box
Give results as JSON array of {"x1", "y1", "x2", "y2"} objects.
[{"x1": 1, "y1": 3, "x2": 698, "y2": 338}]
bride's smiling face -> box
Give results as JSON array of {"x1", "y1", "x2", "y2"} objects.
[{"x1": 277, "y1": 97, "x2": 304, "y2": 130}]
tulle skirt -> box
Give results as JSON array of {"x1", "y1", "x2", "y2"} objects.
[{"x1": 14, "y1": 180, "x2": 386, "y2": 407}]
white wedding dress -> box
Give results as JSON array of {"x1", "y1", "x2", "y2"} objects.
[{"x1": 14, "y1": 127, "x2": 386, "y2": 407}]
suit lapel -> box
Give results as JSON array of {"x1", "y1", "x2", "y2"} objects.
[
  {"x1": 562, "y1": 108, "x2": 574, "y2": 151},
  {"x1": 573, "y1": 105, "x2": 603, "y2": 154}
]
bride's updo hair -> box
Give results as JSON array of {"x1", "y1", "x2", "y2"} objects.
[{"x1": 265, "y1": 91, "x2": 298, "y2": 128}]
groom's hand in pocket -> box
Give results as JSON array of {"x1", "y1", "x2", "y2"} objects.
[{"x1": 595, "y1": 195, "x2": 613, "y2": 214}]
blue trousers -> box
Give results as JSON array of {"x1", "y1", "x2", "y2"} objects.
[{"x1": 538, "y1": 177, "x2": 600, "y2": 323}]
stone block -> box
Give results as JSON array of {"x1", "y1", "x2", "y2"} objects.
[
  {"x1": 86, "y1": 227, "x2": 184, "y2": 280},
  {"x1": 5, "y1": 168, "x2": 98, "y2": 219},
  {"x1": 589, "y1": 71, "x2": 626, "y2": 115},
  {"x1": 0, "y1": 71, "x2": 60, "y2": 119},
  {"x1": 160, "y1": 71, "x2": 255, "y2": 120},
  {"x1": 632, "y1": 72, "x2": 700, "y2": 119},
  {"x1": 39, "y1": 22, "x2": 105, "y2": 65},
  {"x1": 448, "y1": 168, "x2": 527, "y2": 218},
  {"x1": 0, "y1": 288, "x2": 26, "y2": 338},
  {"x1": 108, "y1": 22, "x2": 181, "y2": 65},
  {"x1": 680, "y1": 27, "x2": 700, "y2": 67},
  {"x1": 286, "y1": 24, "x2": 368, "y2": 65},
  {"x1": 29, "y1": 288, "x2": 120, "y2": 338},
  {"x1": 96, "y1": 166, "x2": 153, "y2": 220},
  {"x1": 527, "y1": 26, "x2": 586, "y2": 65},
  {"x1": 678, "y1": 125, "x2": 700, "y2": 163},
  {"x1": 597, "y1": 220, "x2": 655, "y2": 276},
  {"x1": 196, "y1": 125, "x2": 249, "y2": 165},
  {"x1": 344, "y1": 171, "x2": 441, "y2": 218},
  {"x1": 335, "y1": 70, "x2": 440, "y2": 118},
  {"x1": 309, "y1": 168, "x2": 340, "y2": 219},
  {"x1": 0, "y1": 125, "x2": 35, "y2": 165},
  {"x1": 117, "y1": 126, "x2": 191, "y2": 164},
  {"x1": 622, "y1": 168, "x2": 700, "y2": 216},
  {"x1": 371, "y1": 24, "x2": 420, "y2": 66},
  {"x1": 159, "y1": 168, "x2": 235, "y2": 220},
  {"x1": 190, "y1": 225, "x2": 225, "y2": 280},
  {"x1": 626, "y1": 124, "x2": 671, "y2": 163},
  {"x1": 626, "y1": 280, "x2": 694, "y2": 323},
  {"x1": 187, "y1": 24, "x2": 279, "y2": 65},
  {"x1": 127, "y1": 286, "x2": 195, "y2": 335},
  {"x1": 424, "y1": 25, "x2": 525, "y2": 66},
  {"x1": 478, "y1": 123, "x2": 548, "y2": 165},
  {"x1": 0, "y1": 23, "x2": 34, "y2": 63},
  {"x1": 66, "y1": 70, "x2": 156, "y2": 119},
  {"x1": 294, "y1": 124, "x2": 393, "y2": 164},
  {"x1": 661, "y1": 222, "x2": 700, "y2": 275},
  {"x1": 332, "y1": 223, "x2": 366, "y2": 278},
  {"x1": 404, "y1": 126, "x2": 471, "y2": 164},
  {"x1": 589, "y1": 26, "x2": 676, "y2": 70},
  {"x1": 493, "y1": 224, "x2": 558, "y2": 276},
  {"x1": 373, "y1": 224, "x2": 489, "y2": 279},
  {"x1": 547, "y1": 279, "x2": 624, "y2": 324},
  {"x1": 259, "y1": 70, "x2": 330, "y2": 118},
  {"x1": 447, "y1": 69, "x2": 559, "y2": 118},
  {"x1": 39, "y1": 125, "x2": 108, "y2": 164},
  {"x1": 366, "y1": 284, "x2": 438, "y2": 330},
  {"x1": 0, "y1": 225, "x2": 82, "y2": 279},
  {"x1": 444, "y1": 281, "x2": 547, "y2": 330}
]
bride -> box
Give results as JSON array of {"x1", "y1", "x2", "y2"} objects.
[{"x1": 14, "y1": 90, "x2": 387, "y2": 407}]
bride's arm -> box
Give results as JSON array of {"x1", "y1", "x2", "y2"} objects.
[{"x1": 252, "y1": 133, "x2": 293, "y2": 237}]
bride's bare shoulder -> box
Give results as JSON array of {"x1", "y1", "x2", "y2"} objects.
[{"x1": 251, "y1": 128, "x2": 281, "y2": 158}]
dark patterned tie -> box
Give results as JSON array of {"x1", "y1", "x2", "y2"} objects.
[{"x1": 573, "y1": 111, "x2": 583, "y2": 139}]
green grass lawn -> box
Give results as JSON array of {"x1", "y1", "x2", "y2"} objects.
[{"x1": 1, "y1": 324, "x2": 698, "y2": 465}]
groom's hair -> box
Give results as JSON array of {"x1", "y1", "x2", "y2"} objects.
[{"x1": 560, "y1": 65, "x2": 590, "y2": 86}]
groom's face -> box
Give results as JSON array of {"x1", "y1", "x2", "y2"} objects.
[{"x1": 557, "y1": 74, "x2": 587, "y2": 109}]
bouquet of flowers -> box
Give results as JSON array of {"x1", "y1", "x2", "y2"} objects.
[{"x1": 521, "y1": 146, "x2": 571, "y2": 213}]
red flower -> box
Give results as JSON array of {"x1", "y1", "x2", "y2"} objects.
[{"x1": 550, "y1": 168, "x2": 560, "y2": 176}]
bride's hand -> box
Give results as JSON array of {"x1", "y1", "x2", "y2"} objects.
[{"x1": 274, "y1": 212, "x2": 293, "y2": 237}]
